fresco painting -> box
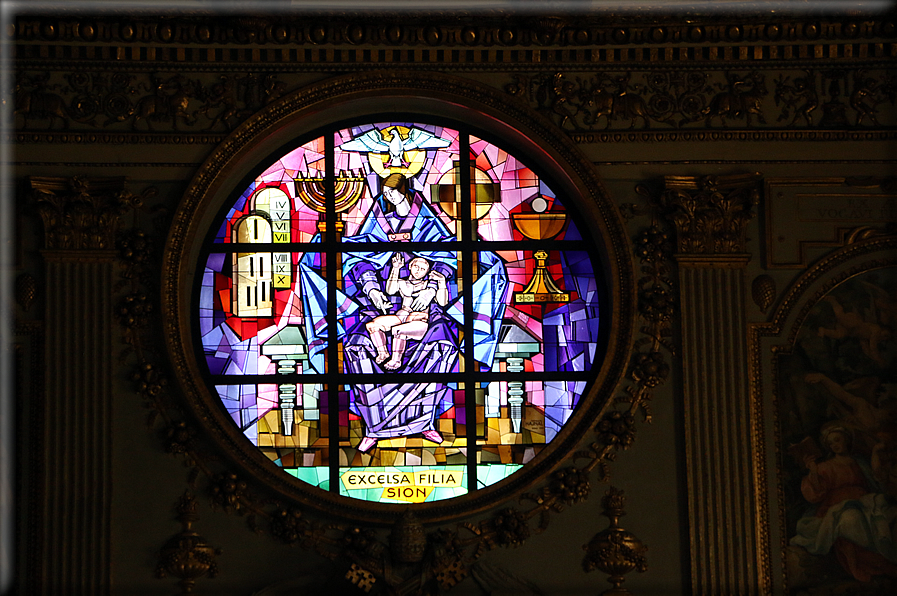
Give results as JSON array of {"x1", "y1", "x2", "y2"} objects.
[{"x1": 779, "y1": 267, "x2": 897, "y2": 593}]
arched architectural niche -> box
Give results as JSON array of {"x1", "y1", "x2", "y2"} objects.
[{"x1": 749, "y1": 233, "x2": 897, "y2": 593}]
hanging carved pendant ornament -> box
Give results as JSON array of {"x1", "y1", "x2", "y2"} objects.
[
  {"x1": 156, "y1": 491, "x2": 222, "y2": 595},
  {"x1": 752, "y1": 274, "x2": 777, "y2": 313},
  {"x1": 15, "y1": 273, "x2": 37, "y2": 312},
  {"x1": 582, "y1": 487, "x2": 648, "y2": 595}
]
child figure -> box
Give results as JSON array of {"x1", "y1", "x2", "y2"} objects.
[{"x1": 366, "y1": 253, "x2": 448, "y2": 370}]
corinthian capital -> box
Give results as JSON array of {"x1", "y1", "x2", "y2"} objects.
[
  {"x1": 27, "y1": 176, "x2": 150, "y2": 250},
  {"x1": 655, "y1": 173, "x2": 761, "y2": 259}
]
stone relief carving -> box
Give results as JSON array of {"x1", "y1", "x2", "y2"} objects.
[
  {"x1": 12, "y1": 66, "x2": 894, "y2": 135},
  {"x1": 775, "y1": 68, "x2": 897, "y2": 128},
  {"x1": 636, "y1": 173, "x2": 761, "y2": 256},
  {"x1": 15, "y1": 71, "x2": 289, "y2": 132},
  {"x1": 507, "y1": 69, "x2": 895, "y2": 131}
]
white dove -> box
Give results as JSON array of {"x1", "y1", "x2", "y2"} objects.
[{"x1": 340, "y1": 126, "x2": 451, "y2": 166}]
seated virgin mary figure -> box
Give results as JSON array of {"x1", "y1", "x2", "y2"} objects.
[{"x1": 300, "y1": 172, "x2": 508, "y2": 453}]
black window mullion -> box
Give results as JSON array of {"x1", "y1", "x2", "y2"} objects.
[
  {"x1": 210, "y1": 371, "x2": 591, "y2": 385},
  {"x1": 459, "y1": 133, "x2": 477, "y2": 493},
  {"x1": 325, "y1": 132, "x2": 340, "y2": 494}
]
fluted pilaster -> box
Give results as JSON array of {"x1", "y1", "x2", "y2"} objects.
[
  {"x1": 28, "y1": 176, "x2": 138, "y2": 595},
  {"x1": 41, "y1": 252, "x2": 115, "y2": 595},
  {"x1": 657, "y1": 173, "x2": 765, "y2": 595},
  {"x1": 679, "y1": 263, "x2": 759, "y2": 595}
]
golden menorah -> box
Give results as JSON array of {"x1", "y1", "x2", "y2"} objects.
[{"x1": 293, "y1": 170, "x2": 367, "y2": 234}]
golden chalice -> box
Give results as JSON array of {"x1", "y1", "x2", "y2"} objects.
[
  {"x1": 510, "y1": 195, "x2": 567, "y2": 240},
  {"x1": 511, "y1": 196, "x2": 570, "y2": 304}
]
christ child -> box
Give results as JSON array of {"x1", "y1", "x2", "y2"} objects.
[{"x1": 366, "y1": 253, "x2": 448, "y2": 370}]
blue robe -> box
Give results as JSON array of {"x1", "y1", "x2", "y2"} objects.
[{"x1": 299, "y1": 191, "x2": 508, "y2": 440}]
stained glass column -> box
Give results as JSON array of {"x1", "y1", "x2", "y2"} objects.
[
  {"x1": 657, "y1": 174, "x2": 766, "y2": 596},
  {"x1": 28, "y1": 177, "x2": 134, "y2": 595}
]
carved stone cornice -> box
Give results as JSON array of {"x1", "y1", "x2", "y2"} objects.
[
  {"x1": 27, "y1": 176, "x2": 149, "y2": 250},
  {"x1": 650, "y1": 173, "x2": 761, "y2": 261},
  {"x1": 11, "y1": 14, "x2": 897, "y2": 49}
]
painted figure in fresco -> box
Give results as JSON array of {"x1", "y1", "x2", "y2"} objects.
[
  {"x1": 805, "y1": 373, "x2": 896, "y2": 443},
  {"x1": 791, "y1": 424, "x2": 897, "y2": 582},
  {"x1": 805, "y1": 373, "x2": 897, "y2": 499},
  {"x1": 366, "y1": 253, "x2": 449, "y2": 371},
  {"x1": 301, "y1": 172, "x2": 507, "y2": 453},
  {"x1": 817, "y1": 295, "x2": 892, "y2": 367},
  {"x1": 782, "y1": 271, "x2": 897, "y2": 591},
  {"x1": 859, "y1": 279, "x2": 897, "y2": 330}
]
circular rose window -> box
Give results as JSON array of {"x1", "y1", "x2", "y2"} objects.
[
  {"x1": 166, "y1": 75, "x2": 627, "y2": 521},
  {"x1": 197, "y1": 120, "x2": 604, "y2": 502}
]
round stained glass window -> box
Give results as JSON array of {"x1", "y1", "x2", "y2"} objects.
[{"x1": 194, "y1": 119, "x2": 607, "y2": 505}]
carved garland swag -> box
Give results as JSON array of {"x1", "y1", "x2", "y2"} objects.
[{"x1": 79, "y1": 179, "x2": 679, "y2": 594}]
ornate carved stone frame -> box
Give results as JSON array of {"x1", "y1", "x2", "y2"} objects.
[{"x1": 163, "y1": 70, "x2": 635, "y2": 521}]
